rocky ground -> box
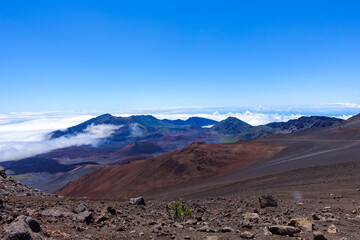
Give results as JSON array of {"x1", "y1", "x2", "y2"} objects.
[{"x1": 1, "y1": 166, "x2": 360, "y2": 240}]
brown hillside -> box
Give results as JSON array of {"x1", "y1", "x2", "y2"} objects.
[{"x1": 57, "y1": 141, "x2": 283, "y2": 198}]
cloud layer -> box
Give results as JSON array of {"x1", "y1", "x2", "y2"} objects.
[
  {"x1": 0, "y1": 124, "x2": 121, "y2": 162},
  {"x1": 0, "y1": 108, "x2": 356, "y2": 162}
]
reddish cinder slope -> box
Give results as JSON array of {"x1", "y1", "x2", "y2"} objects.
[{"x1": 57, "y1": 141, "x2": 283, "y2": 199}]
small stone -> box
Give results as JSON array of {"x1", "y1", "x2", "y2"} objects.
[
  {"x1": 259, "y1": 195, "x2": 278, "y2": 208},
  {"x1": 106, "y1": 206, "x2": 116, "y2": 215},
  {"x1": 312, "y1": 213, "x2": 321, "y2": 220},
  {"x1": 313, "y1": 231, "x2": 328, "y2": 240},
  {"x1": 76, "y1": 203, "x2": 87, "y2": 213},
  {"x1": 95, "y1": 215, "x2": 109, "y2": 224},
  {"x1": 173, "y1": 222, "x2": 184, "y2": 229},
  {"x1": 288, "y1": 218, "x2": 314, "y2": 231},
  {"x1": 220, "y1": 226, "x2": 232, "y2": 232},
  {"x1": 327, "y1": 224, "x2": 337, "y2": 234},
  {"x1": 268, "y1": 225, "x2": 301, "y2": 236},
  {"x1": 240, "y1": 231, "x2": 255, "y2": 239},
  {"x1": 202, "y1": 237, "x2": 218, "y2": 240},
  {"x1": 117, "y1": 226, "x2": 126, "y2": 231},
  {"x1": 198, "y1": 225, "x2": 210, "y2": 232}
]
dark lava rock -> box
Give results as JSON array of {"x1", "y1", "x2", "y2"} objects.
[
  {"x1": 25, "y1": 217, "x2": 41, "y2": 233},
  {"x1": 77, "y1": 211, "x2": 93, "y2": 224},
  {"x1": 107, "y1": 206, "x2": 116, "y2": 215},
  {"x1": 129, "y1": 197, "x2": 146, "y2": 205},
  {"x1": 0, "y1": 166, "x2": 7, "y2": 179},
  {"x1": 259, "y1": 195, "x2": 278, "y2": 208},
  {"x1": 313, "y1": 231, "x2": 328, "y2": 240},
  {"x1": 76, "y1": 203, "x2": 87, "y2": 213},
  {"x1": 2, "y1": 215, "x2": 42, "y2": 240},
  {"x1": 117, "y1": 226, "x2": 126, "y2": 231},
  {"x1": 268, "y1": 225, "x2": 300, "y2": 235}
]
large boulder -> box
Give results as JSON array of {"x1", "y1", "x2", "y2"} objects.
[
  {"x1": 0, "y1": 166, "x2": 7, "y2": 179},
  {"x1": 129, "y1": 197, "x2": 146, "y2": 205},
  {"x1": 2, "y1": 215, "x2": 42, "y2": 240},
  {"x1": 259, "y1": 195, "x2": 278, "y2": 208},
  {"x1": 77, "y1": 211, "x2": 93, "y2": 224}
]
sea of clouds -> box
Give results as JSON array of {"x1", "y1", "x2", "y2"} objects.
[{"x1": 0, "y1": 107, "x2": 355, "y2": 162}]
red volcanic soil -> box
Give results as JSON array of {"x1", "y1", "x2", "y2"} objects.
[
  {"x1": 58, "y1": 113, "x2": 360, "y2": 200},
  {"x1": 57, "y1": 141, "x2": 284, "y2": 198},
  {"x1": 116, "y1": 153, "x2": 152, "y2": 164}
]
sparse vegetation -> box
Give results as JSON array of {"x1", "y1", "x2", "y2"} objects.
[{"x1": 165, "y1": 199, "x2": 192, "y2": 221}]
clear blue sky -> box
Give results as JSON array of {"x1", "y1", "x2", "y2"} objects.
[{"x1": 1, "y1": 0, "x2": 359, "y2": 113}]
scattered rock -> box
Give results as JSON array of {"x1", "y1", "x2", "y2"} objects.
[
  {"x1": 220, "y1": 226, "x2": 232, "y2": 232},
  {"x1": 268, "y1": 225, "x2": 301, "y2": 236},
  {"x1": 198, "y1": 225, "x2": 210, "y2": 232},
  {"x1": 129, "y1": 197, "x2": 146, "y2": 205},
  {"x1": 0, "y1": 166, "x2": 6, "y2": 178},
  {"x1": 75, "y1": 203, "x2": 87, "y2": 213},
  {"x1": 240, "y1": 231, "x2": 255, "y2": 239},
  {"x1": 117, "y1": 226, "x2": 126, "y2": 232},
  {"x1": 77, "y1": 211, "x2": 93, "y2": 224},
  {"x1": 259, "y1": 195, "x2": 278, "y2": 208},
  {"x1": 2, "y1": 215, "x2": 42, "y2": 240},
  {"x1": 313, "y1": 231, "x2": 328, "y2": 240},
  {"x1": 327, "y1": 224, "x2": 337, "y2": 234},
  {"x1": 288, "y1": 218, "x2": 314, "y2": 231}
]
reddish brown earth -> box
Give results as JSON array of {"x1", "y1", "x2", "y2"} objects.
[{"x1": 57, "y1": 141, "x2": 284, "y2": 198}]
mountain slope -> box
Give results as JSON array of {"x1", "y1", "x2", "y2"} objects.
[
  {"x1": 57, "y1": 141, "x2": 283, "y2": 198},
  {"x1": 57, "y1": 113, "x2": 360, "y2": 199},
  {"x1": 217, "y1": 116, "x2": 344, "y2": 141},
  {"x1": 211, "y1": 117, "x2": 252, "y2": 135}
]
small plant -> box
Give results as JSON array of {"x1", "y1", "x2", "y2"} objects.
[
  {"x1": 64, "y1": 198, "x2": 73, "y2": 205},
  {"x1": 165, "y1": 199, "x2": 192, "y2": 221}
]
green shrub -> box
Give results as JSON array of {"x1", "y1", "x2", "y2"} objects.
[{"x1": 165, "y1": 200, "x2": 192, "y2": 221}]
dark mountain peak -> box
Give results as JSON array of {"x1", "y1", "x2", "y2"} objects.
[
  {"x1": 277, "y1": 115, "x2": 344, "y2": 133},
  {"x1": 211, "y1": 117, "x2": 252, "y2": 135},
  {"x1": 163, "y1": 117, "x2": 218, "y2": 127}
]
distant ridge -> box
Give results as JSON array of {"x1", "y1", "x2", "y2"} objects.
[
  {"x1": 211, "y1": 117, "x2": 251, "y2": 135},
  {"x1": 163, "y1": 117, "x2": 218, "y2": 126},
  {"x1": 49, "y1": 114, "x2": 218, "y2": 139},
  {"x1": 212, "y1": 115, "x2": 344, "y2": 141}
]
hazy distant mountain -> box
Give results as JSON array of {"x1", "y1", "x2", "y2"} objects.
[
  {"x1": 211, "y1": 117, "x2": 252, "y2": 135},
  {"x1": 49, "y1": 114, "x2": 176, "y2": 138},
  {"x1": 212, "y1": 116, "x2": 344, "y2": 141},
  {"x1": 163, "y1": 117, "x2": 218, "y2": 126},
  {"x1": 0, "y1": 157, "x2": 97, "y2": 175},
  {"x1": 57, "y1": 113, "x2": 360, "y2": 199}
]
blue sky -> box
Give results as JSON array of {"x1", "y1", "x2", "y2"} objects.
[{"x1": 1, "y1": 0, "x2": 360, "y2": 113}]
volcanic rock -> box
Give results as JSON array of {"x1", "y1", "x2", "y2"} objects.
[
  {"x1": 2, "y1": 215, "x2": 42, "y2": 240},
  {"x1": 288, "y1": 218, "x2": 314, "y2": 231},
  {"x1": 77, "y1": 211, "x2": 93, "y2": 224},
  {"x1": 240, "y1": 231, "x2": 255, "y2": 239},
  {"x1": 313, "y1": 231, "x2": 328, "y2": 240},
  {"x1": 327, "y1": 224, "x2": 337, "y2": 234},
  {"x1": 259, "y1": 195, "x2": 278, "y2": 208},
  {"x1": 129, "y1": 197, "x2": 146, "y2": 205},
  {"x1": 267, "y1": 225, "x2": 301, "y2": 235},
  {"x1": 0, "y1": 166, "x2": 6, "y2": 178}
]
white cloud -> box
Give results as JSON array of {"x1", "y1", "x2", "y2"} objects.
[
  {"x1": 329, "y1": 103, "x2": 360, "y2": 108},
  {"x1": 122, "y1": 111, "x2": 303, "y2": 126},
  {"x1": 0, "y1": 107, "x2": 356, "y2": 162},
  {"x1": 0, "y1": 124, "x2": 122, "y2": 162}
]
